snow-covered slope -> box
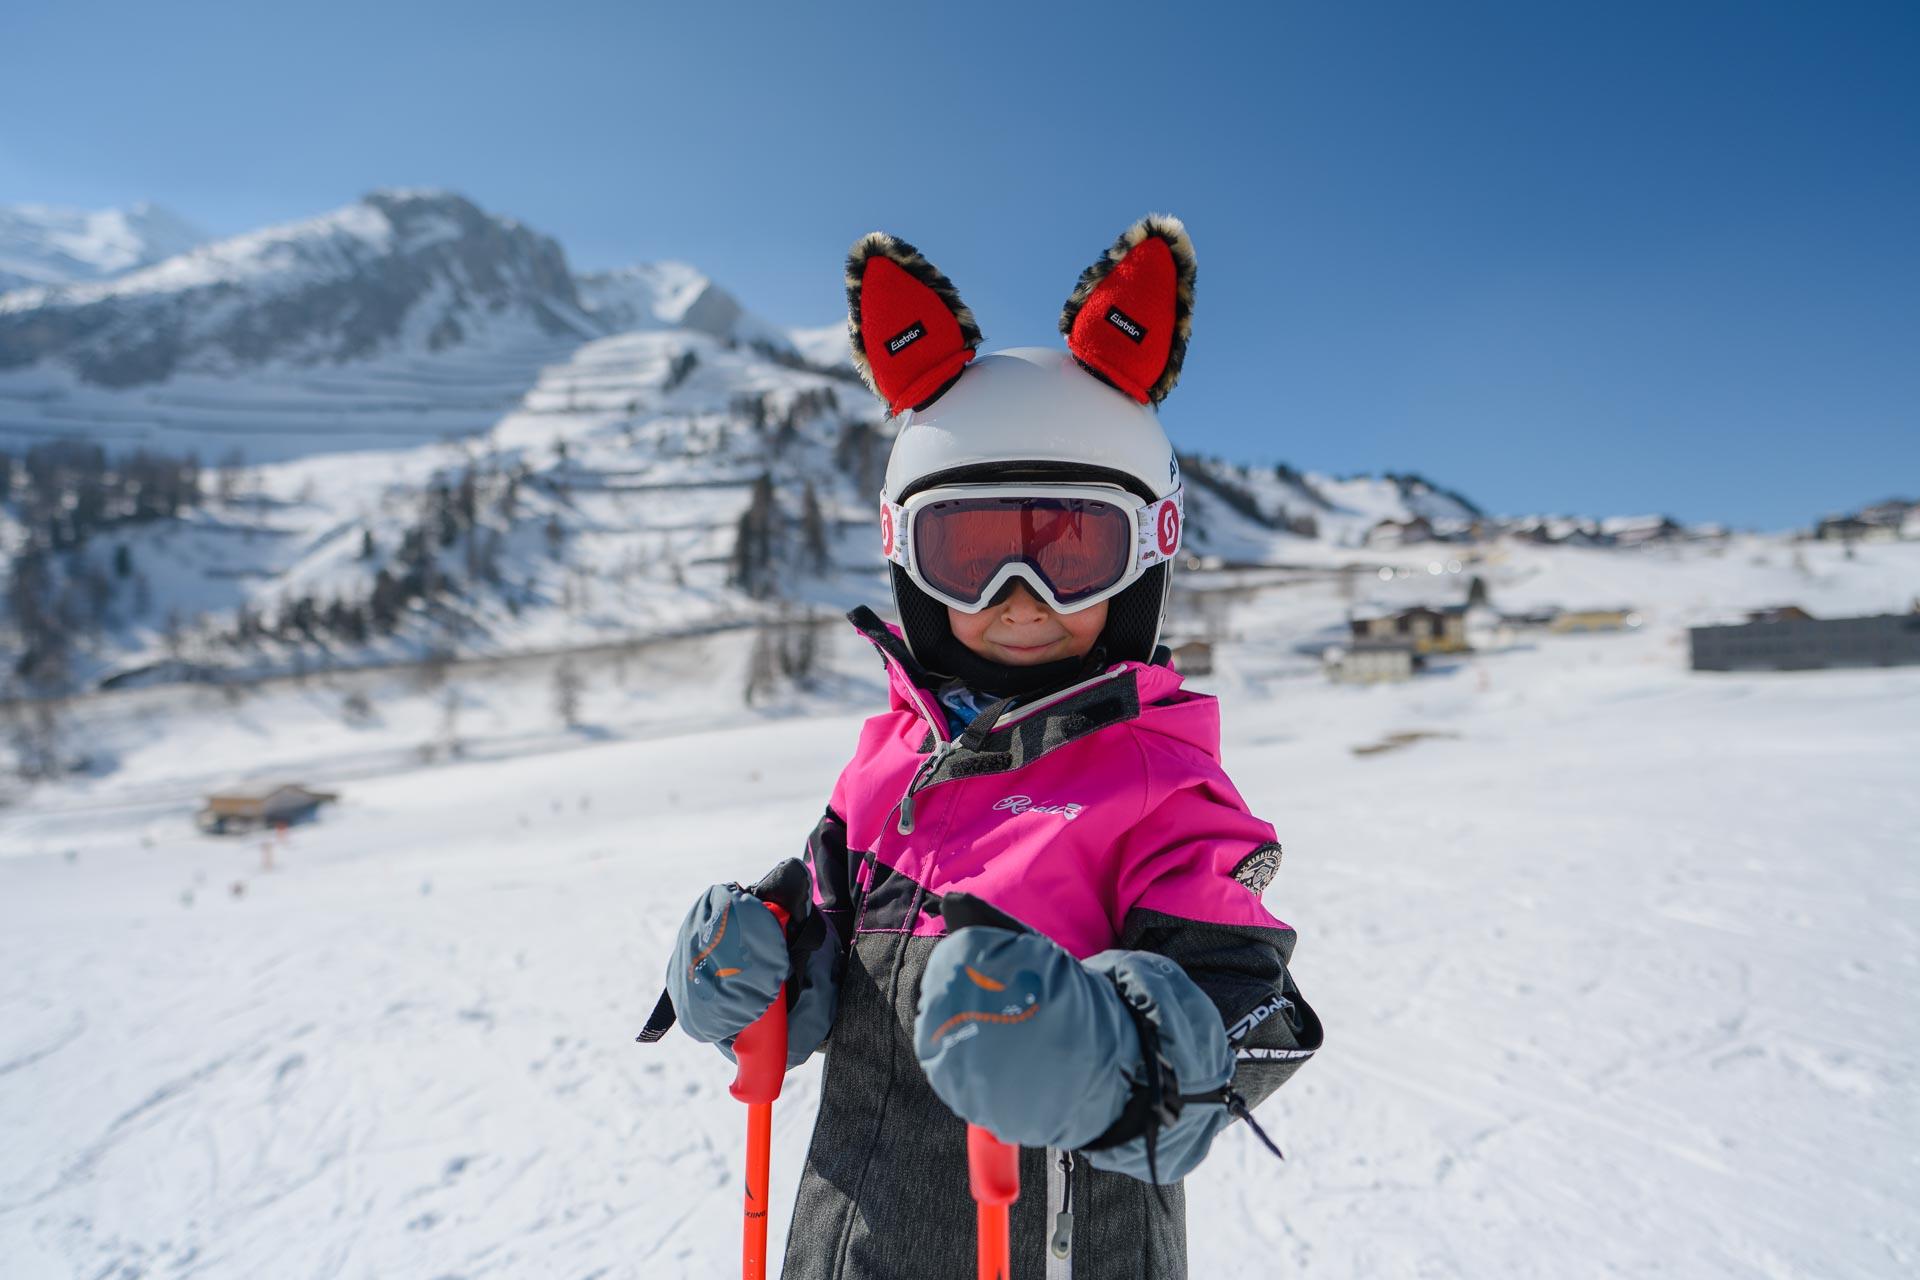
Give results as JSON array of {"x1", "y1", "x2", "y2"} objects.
[
  {"x1": 0, "y1": 313, "x2": 884, "y2": 692},
  {"x1": 0, "y1": 201, "x2": 207, "y2": 293},
  {"x1": 1, "y1": 542, "x2": 1914, "y2": 1278}
]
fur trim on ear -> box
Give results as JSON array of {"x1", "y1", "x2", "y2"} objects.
[
  {"x1": 1057, "y1": 214, "x2": 1196, "y2": 405},
  {"x1": 845, "y1": 232, "x2": 983, "y2": 414}
]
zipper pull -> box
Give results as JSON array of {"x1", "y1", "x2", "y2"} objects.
[
  {"x1": 896, "y1": 742, "x2": 951, "y2": 835},
  {"x1": 1049, "y1": 1210, "x2": 1074, "y2": 1260},
  {"x1": 1050, "y1": 1150, "x2": 1075, "y2": 1259}
]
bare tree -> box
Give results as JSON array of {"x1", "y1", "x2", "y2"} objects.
[
  {"x1": 412, "y1": 646, "x2": 453, "y2": 691},
  {"x1": 161, "y1": 609, "x2": 185, "y2": 663},
  {"x1": 800, "y1": 482, "x2": 830, "y2": 574},
  {"x1": 552, "y1": 659, "x2": 585, "y2": 728},
  {"x1": 5, "y1": 697, "x2": 65, "y2": 781},
  {"x1": 216, "y1": 447, "x2": 247, "y2": 503},
  {"x1": 439, "y1": 686, "x2": 464, "y2": 757},
  {"x1": 744, "y1": 628, "x2": 780, "y2": 706},
  {"x1": 729, "y1": 473, "x2": 781, "y2": 598},
  {"x1": 744, "y1": 610, "x2": 828, "y2": 705}
]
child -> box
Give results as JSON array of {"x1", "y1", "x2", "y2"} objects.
[{"x1": 653, "y1": 217, "x2": 1321, "y2": 1279}]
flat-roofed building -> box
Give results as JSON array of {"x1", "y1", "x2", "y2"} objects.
[
  {"x1": 1690, "y1": 610, "x2": 1920, "y2": 672},
  {"x1": 198, "y1": 784, "x2": 338, "y2": 835},
  {"x1": 1325, "y1": 639, "x2": 1417, "y2": 684}
]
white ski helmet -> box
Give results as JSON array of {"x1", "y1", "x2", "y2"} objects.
[{"x1": 844, "y1": 216, "x2": 1197, "y2": 671}]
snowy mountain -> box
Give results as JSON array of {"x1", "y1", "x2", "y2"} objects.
[
  {"x1": 578, "y1": 264, "x2": 859, "y2": 376},
  {"x1": 787, "y1": 322, "x2": 856, "y2": 373},
  {"x1": 0, "y1": 187, "x2": 1772, "y2": 704},
  {"x1": 0, "y1": 305, "x2": 883, "y2": 693},
  {"x1": 0, "y1": 190, "x2": 594, "y2": 390},
  {"x1": 1177, "y1": 455, "x2": 1485, "y2": 554},
  {"x1": 0, "y1": 201, "x2": 207, "y2": 293},
  {"x1": 576, "y1": 262, "x2": 762, "y2": 345}
]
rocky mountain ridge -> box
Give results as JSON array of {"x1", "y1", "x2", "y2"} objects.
[{"x1": 0, "y1": 191, "x2": 593, "y2": 388}]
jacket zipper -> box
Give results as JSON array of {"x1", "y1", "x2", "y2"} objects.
[
  {"x1": 882, "y1": 657, "x2": 1127, "y2": 838},
  {"x1": 890, "y1": 675, "x2": 952, "y2": 835}
]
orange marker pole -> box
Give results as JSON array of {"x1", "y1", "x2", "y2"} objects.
[
  {"x1": 967, "y1": 1124, "x2": 1019, "y2": 1280},
  {"x1": 729, "y1": 901, "x2": 791, "y2": 1280}
]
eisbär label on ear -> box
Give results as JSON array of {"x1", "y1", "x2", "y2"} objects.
[
  {"x1": 886, "y1": 320, "x2": 926, "y2": 355},
  {"x1": 1105, "y1": 306, "x2": 1147, "y2": 344}
]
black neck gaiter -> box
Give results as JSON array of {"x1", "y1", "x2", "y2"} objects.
[{"x1": 924, "y1": 632, "x2": 1109, "y2": 700}]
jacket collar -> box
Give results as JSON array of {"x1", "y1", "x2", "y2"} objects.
[{"x1": 846, "y1": 607, "x2": 1185, "y2": 773}]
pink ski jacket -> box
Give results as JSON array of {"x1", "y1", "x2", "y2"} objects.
[
  {"x1": 781, "y1": 609, "x2": 1321, "y2": 1280},
  {"x1": 828, "y1": 621, "x2": 1289, "y2": 958}
]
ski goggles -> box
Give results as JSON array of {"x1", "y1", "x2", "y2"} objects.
[{"x1": 881, "y1": 483, "x2": 1183, "y2": 614}]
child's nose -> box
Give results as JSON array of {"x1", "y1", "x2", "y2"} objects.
[{"x1": 998, "y1": 581, "x2": 1049, "y2": 621}]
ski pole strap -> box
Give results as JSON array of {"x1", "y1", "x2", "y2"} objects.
[{"x1": 635, "y1": 989, "x2": 677, "y2": 1044}]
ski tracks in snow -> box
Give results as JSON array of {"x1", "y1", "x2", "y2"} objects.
[{"x1": 1, "y1": 603, "x2": 1917, "y2": 1277}]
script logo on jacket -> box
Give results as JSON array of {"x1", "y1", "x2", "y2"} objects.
[{"x1": 993, "y1": 794, "x2": 1083, "y2": 821}]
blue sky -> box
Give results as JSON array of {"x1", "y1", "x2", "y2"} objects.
[{"x1": 3, "y1": 0, "x2": 1915, "y2": 528}]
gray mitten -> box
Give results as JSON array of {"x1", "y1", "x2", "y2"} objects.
[
  {"x1": 913, "y1": 894, "x2": 1237, "y2": 1184},
  {"x1": 666, "y1": 858, "x2": 841, "y2": 1068},
  {"x1": 914, "y1": 908, "x2": 1138, "y2": 1150}
]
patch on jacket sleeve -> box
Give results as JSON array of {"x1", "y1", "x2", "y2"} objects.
[{"x1": 1230, "y1": 842, "x2": 1283, "y2": 895}]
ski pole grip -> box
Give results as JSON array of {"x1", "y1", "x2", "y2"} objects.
[
  {"x1": 967, "y1": 1124, "x2": 1019, "y2": 1207},
  {"x1": 728, "y1": 901, "x2": 791, "y2": 1106}
]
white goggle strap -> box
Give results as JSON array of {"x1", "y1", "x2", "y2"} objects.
[
  {"x1": 880, "y1": 497, "x2": 911, "y2": 569},
  {"x1": 1136, "y1": 487, "x2": 1184, "y2": 569}
]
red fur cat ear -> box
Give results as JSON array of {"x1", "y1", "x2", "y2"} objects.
[
  {"x1": 1058, "y1": 215, "x2": 1196, "y2": 405},
  {"x1": 846, "y1": 233, "x2": 983, "y2": 415}
]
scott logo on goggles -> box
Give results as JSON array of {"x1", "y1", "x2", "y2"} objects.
[{"x1": 1156, "y1": 501, "x2": 1181, "y2": 556}]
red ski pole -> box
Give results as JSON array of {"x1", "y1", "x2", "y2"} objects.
[
  {"x1": 967, "y1": 1124, "x2": 1019, "y2": 1280},
  {"x1": 729, "y1": 901, "x2": 791, "y2": 1280}
]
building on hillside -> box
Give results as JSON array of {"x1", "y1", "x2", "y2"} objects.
[
  {"x1": 1324, "y1": 639, "x2": 1416, "y2": 684},
  {"x1": 1170, "y1": 640, "x2": 1214, "y2": 677},
  {"x1": 1364, "y1": 516, "x2": 1436, "y2": 548},
  {"x1": 1602, "y1": 514, "x2": 1686, "y2": 546},
  {"x1": 1814, "y1": 515, "x2": 1885, "y2": 543},
  {"x1": 1550, "y1": 608, "x2": 1643, "y2": 634},
  {"x1": 1507, "y1": 517, "x2": 1611, "y2": 547},
  {"x1": 1858, "y1": 499, "x2": 1915, "y2": 532},
  {"x1": 1462, "y1": 517, "x2": 1500, "y2": 543},
  {"x1": 1349, "y1": 603, "x2": 1470, "y2": 655},
  {"x1": 198, "y1": 784, "x2": 339, "y2": 835},
  {"x1": 1690, "y1": 608, "x2": 1920, "y2": 672}
]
